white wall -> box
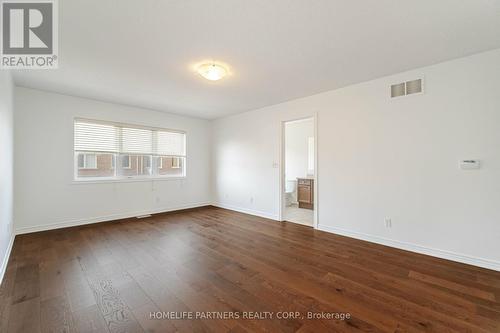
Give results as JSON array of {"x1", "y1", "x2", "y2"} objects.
[
  {"x1": 0, "y1": 71, "x2": 14, "y2": 281},
  {"x1": 285, "y1": 119, "x2": 314, "y2": 181},
  {"x1": 213, "y1": 48, "x2": 500, "y2": 270},
  {"x1": 14, "y1": 88, "x2": 212, "y2": 233}
]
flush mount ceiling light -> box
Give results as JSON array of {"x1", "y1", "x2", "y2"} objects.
[{"x1": 196, "y1": 63, "x2": 228, "y2": 81}]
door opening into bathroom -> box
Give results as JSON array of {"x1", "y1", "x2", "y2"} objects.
[{"x1": 280, "y1": 117, "x2": 317, "y2": 227}]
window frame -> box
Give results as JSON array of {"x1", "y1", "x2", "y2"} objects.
[{"x1": 73, "y1": 118, "x2": 187, "y2": 182}]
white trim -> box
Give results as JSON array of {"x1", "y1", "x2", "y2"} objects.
[
  {"x1": 279, "y1": 121, "x2": 285, "y2": 222},
  {"x1": 72, "y1": 175, "x2": 187, "y2": 184},
  {"x1": 318, "y1": 224, "x2": 500, "y2": 272},
  {"x1": 313, "y1": 112, "x2": 319, "y2": 229},
  {"x1": 212, "y1": 203, "x2": 279, "y2": 221},
  {"x1": 0, "y1": 233, "x2": 15, "y2": 285},
  {"x1": 15, "y1": 202, "x2": 211, "y2": 235}
]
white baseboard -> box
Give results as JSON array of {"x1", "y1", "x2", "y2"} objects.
[
  {"x1": 318, "y1": 224, "x2": 500, "y2": 272},
  {"x1": 15, "y1": 202, "x2": 211, "y2": 235},
  {"x1": 0, "y1": 233, "x2": 15, "y2": 285},
  {"x1": 212, "y1": 202, "x2": 279, "y2": 221},
  {"x1": 210, "y1": 205, "x2": 500, "y2": 272}
]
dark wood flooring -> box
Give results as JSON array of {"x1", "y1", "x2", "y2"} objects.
[{"x1": 1, "y1": 206, "x2": 499, "y2": 332}]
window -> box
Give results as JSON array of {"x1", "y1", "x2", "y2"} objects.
[
  {"x1": 74, "y1": 119, "x2": 186, "y2": 180},
  {"x1": 143, "y1": 155, "x2": 151, "y2": 168},
  {"x1": 121, "y1": 155, "x2": 131, "y2": 169},
  {"x1": 171, "y1": 157, "x2": 180, "y2": 168},
  {"x1": 78, "y1": 153, "x2": 97, "y2": 169}
]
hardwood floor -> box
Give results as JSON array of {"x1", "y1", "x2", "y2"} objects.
[{"x1": 1, "y1": 206, "x2": 499, "y2": 332}]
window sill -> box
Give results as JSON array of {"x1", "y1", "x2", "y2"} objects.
[{"x1": 72, "y1": 176, "x2": 186, "y2": 185}]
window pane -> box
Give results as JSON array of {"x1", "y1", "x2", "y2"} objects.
[
  {"x1": 86, "y1": 154, "x2": 97, "y2": 169},
  {"x1": 171, "y1": 157, "x2": 180, "y2": 168},
  {"x1": 117, "y1": 154, "x2": 152, "y2": 177},
  {"x1": 121, "y1": 155, "x2": 131, "y2": 168},
  {"x1": 144, "y1": 155, "x2": 151, "y2": 168},
  {"x1": 76, "y1": 153, "x2": 115, "y2": 178},
  {"x1": 78, "y1": 154, "x2": 85, "y2": 168},
  {"x1": 142, "y1": 156, "x2": 152, "y2": 175},
  {"x1": 156, "y1": 156, "x2": 185, "y2": 177}
]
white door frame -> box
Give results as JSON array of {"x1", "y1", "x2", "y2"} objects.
[{"x1": 278, "y1": 113, "x2": 318, "y2": 229}]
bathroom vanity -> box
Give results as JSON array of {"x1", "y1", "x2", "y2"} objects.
[{"x1": 297, "y1": 178, "x2": 314, "y2": 210}]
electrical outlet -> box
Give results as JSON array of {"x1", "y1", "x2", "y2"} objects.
[{"x1": 384, "y1": 218, "x2": 392, "y2": 228}]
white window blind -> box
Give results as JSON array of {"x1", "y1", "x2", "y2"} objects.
[
  {"x1": 157, "y1": 131, "x2": 186, "y2": 156},
  {"x1": 122, "y1": 127, "x2": 153, "y2": 154},
  {"x1": 74, "y1": 122, "x2": 119, "y2": 153},
  {"x1": 74, "y1": 119, "x2": 185, "y2": 156}
]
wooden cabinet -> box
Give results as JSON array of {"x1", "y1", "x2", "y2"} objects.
[{"x1": 297, "y1": 178, "x2": 314, "y2": 210}]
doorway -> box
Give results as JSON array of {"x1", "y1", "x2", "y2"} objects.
[{"x1": 280, "y1": 117, "x2": 317, "y2": 227}]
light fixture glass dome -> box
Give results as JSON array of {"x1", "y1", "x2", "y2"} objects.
[{"x1": 197, "y1": 63, "x2": 228, "y2": 81}]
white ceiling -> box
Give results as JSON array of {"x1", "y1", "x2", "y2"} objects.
[{"x1": 12, "y1": 0, "x2": 500, "y2": 119}]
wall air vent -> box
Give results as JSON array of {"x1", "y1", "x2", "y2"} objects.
[
  {"x1": 391, "y1": 83, "x2": 406, "y2": 98},
  {"x1": 390, "y1": 78, "x2": 423, "y2": 98}
]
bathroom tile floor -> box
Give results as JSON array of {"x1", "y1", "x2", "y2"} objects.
[{"x1": 284, "y1": 204, "x2": 314, "y2": 226}]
